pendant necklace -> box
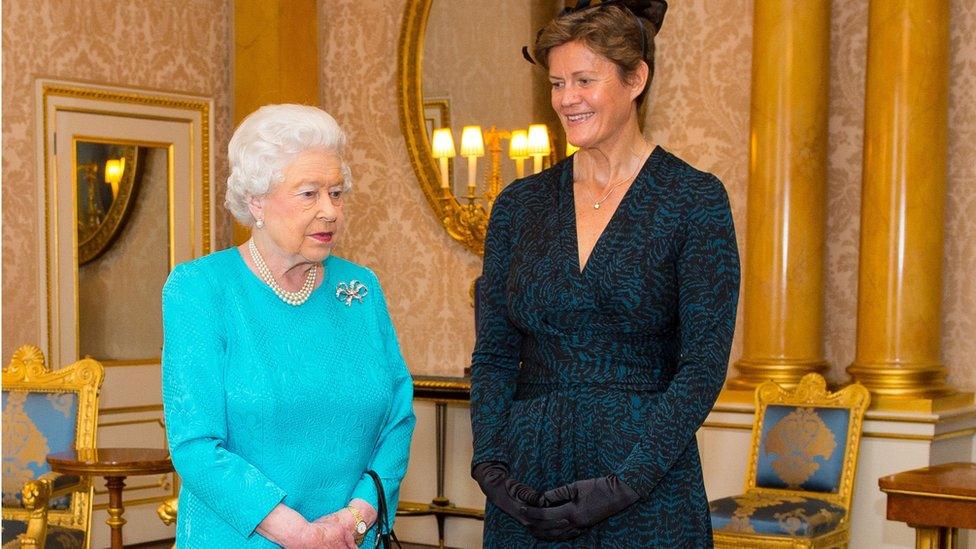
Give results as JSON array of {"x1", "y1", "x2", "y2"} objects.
[
  {"x1": 582, "y1": 149, "x2": 649, "y2": 210},
  {"x1": 248, "y1": 239, "x2": 318, "y2": 306}
]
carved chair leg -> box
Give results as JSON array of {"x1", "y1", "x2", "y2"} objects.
[{"x1": 19, "y1": 477, "x2": 54, "y2": 548}]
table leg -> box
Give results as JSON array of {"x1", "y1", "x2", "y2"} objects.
[
  {"x1": 914, "y1": 525, "x2": 954, "y2": 549},
  {"x1": 105, "y1": 476, "x2": 127, "y2": 549}
]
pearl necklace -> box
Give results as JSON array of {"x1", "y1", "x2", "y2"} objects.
[{"x1": 248, "y1": 239, "x2": 318, "y2": 306}]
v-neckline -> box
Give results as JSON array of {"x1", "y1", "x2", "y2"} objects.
[{"x1": 564, "y1": 146, "x2": 662, "y2": 279}]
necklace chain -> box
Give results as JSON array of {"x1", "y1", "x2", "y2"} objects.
[
  {"x1": 248, "y1": 239, "x2": 318, "y2": 306},
  {"x1": 581, "y1": 150, "x2": 649, "y2": 210}
]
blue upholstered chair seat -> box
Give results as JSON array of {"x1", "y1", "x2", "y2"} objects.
[
  {"x1": 710, "y1": 492, "x2": 847, "y2": 538},
  {"x1": 1, "y1": 519, "x2": 85, "y2": 548}
]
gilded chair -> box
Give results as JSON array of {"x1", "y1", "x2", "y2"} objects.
[
  {"x1": 709, "y1": 373, "x2": 870, "y2": 548},
  {"x1": 2, "y1": 345, "x2": 104, "y2": 549}
]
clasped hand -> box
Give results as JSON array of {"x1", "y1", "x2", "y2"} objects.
[
  {"x1": 284, "y1": 510, "x2": 358, "y2": 549},
  {"x1": 472, "y1": 461, "x2": 640, "y2": 541}
]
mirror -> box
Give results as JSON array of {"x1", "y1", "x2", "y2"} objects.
[
  {"x1": 398, "y1": 0, "x2": 566, "y2": 255},
  {"x1": 75, "y1": 141, "x2": 144, "y2": 265},
  {"x1": 76, "y1": 141, "x2": 169, "y2": 360}
]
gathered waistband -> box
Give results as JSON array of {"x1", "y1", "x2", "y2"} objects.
[{"x1": 513, "y1": 380, "x2": 667, "y2": 400}]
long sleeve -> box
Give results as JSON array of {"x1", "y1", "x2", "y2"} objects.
[
  {"x1": 349, "y1": 275, "x2": 416, "y2": 528},
  {"x1": 161, "y1": 263, "x2": 287, "y2": 538},
  {"x1": 470, "y1": 189, "x2": 524, "y2": 467},
  {"x1": 614, "y1": 175, "x2": 740, "y2": 498}
]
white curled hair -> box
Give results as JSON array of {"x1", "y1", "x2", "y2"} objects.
[{"x1": 224, "y1": 104, "x2": 353, "y2": 225}]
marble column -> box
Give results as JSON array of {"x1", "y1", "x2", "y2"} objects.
[
  {"x1": 847, "y1": 0, "x2": 967, "y2": 410},
  {"x1": 232, "y1": 0, "x2": 320, "y2": 245},
  {"x1": 727, "y1": 0, "x2": 831, "y2": 391}
]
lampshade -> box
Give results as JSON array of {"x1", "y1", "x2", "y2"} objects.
[
  {"x1": 566, "y1": 142, "x2": 580, "y2": 156},
  {"x1": 460, "y1": 125, "x2": 485, "y2": 157},
  {"x1": 527, "y1": 124, "x2": 550, "y2": 156},
  {"x1": 509, "y1": 130, "x2": 529, "y2": 159},
  {"x1": 431, "y1": 128, "x2": 456, "y2": 159}
]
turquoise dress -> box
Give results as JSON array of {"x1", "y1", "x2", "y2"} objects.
[{"x1": 162, "y1": 248, "x2": 415, "y2": 548}]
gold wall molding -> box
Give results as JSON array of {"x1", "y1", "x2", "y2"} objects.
[{"x1": 36, "y1": 80, "x2": 213, "y2": 368}]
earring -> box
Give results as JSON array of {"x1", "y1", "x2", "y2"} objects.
[{"x1": 255, "y1": 219, "x2": 265, "y2": 229}]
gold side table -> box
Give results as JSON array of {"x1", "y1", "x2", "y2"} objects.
[{"x1": 48, "y1": 447, "x2": 173, "y2": 549}]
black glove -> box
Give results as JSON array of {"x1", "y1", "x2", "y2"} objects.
[
  {"x1": 471, "y1": 461, "x2": 542, "y2": 527},
  {"x1": 525, "y1": 475, "x2": 639, "y2": 534}
]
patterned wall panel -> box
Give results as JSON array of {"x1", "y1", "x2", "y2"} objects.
[
  {"x1": 1, "y1": 0, "x2": 233, "y2": 362},
  {"x1": 942, "y1": 0, "x2": 976, "y2": 392},
  {"x1": 644, "y1": 0, "x2": 754, "y2": 374},
  {"x1": 320, "y1": 0, "x2": 484, "y2": 376}
]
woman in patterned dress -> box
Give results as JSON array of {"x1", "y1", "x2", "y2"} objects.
[
  {"x1": 469, "y1": 1, "x2": 740, "y2": 547},
  {"x1": 162, "y1": 105, "x2": 415, "y2": 548}
]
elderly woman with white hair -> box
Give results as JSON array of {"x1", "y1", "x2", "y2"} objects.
[{"x1": 162, "y1": 104, "x2": 415, "y2": 548}]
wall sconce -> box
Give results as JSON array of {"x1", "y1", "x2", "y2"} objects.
[
  {"x1": 509, "y1": 130, "x2": 529, "y2": 179},
  {"x1": 431, "y1": 128, "x2": 456, "y2": 189},
  {"x1": 429, "y1": 123, "x2": 558, "y2": 255},
  {"x1": 527, "y1": 124, "x2": 551, "y2": 175},
  {"x1": 104, "y1": 157, "x2": 125, "y2": 198},
  {"x1": 460, "y1": 126, "x2": 484, "y2": 197}
]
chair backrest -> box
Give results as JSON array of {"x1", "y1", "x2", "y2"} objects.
[
  {"x1": 744, "y1": 373, "x2": 870, "y2": 511},
  {"x1": 2, "y1": 345, "x2": 104, "y2": 534}
]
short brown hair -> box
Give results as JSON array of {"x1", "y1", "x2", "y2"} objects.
[{"x1": 533, "y1": 4, "x2": 660, "y2": 108}]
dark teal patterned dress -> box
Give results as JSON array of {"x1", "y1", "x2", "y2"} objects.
[{"x1": 470, "y1": 146, "x2": 740, "y2": 547}]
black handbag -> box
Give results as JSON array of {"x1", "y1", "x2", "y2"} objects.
[{"x1": 365, "y1": 470, "x2": 401, "y2": 549}]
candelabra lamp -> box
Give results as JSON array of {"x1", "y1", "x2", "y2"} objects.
[{"x1": 428, "y1": 124, "x2": 553, "y2": 256}]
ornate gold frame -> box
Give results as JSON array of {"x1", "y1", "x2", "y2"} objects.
[
  {"x1": 2, "y1": 345, "x2": 105, "y2": 544},
  {"x1": 75, "y1": 142, "x2": 144, "y2": 265},
  {"x1": 398, "y1": 0, "x2": 490, "y2": 255},
  {"x1": 37, "y1": 80, "x2": 213, "y2": 368},
  {"x1": 713, "y1": 373, "x2": 871, "y2": 548}
]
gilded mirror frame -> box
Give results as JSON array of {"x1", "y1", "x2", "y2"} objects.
[
  {"x1": 398, "y1": 0, "x2": 487, "y2": 256},
  {"x1": 36, "y1": 80, "x2": 214, "y2": 368},
  {"x1": 75, "y1": 141, "x2": 144, "y2": 265}
]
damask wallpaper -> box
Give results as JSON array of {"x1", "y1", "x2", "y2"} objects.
[{"x1": 1, "y1": 0, "x2": 233, "y2": 362}]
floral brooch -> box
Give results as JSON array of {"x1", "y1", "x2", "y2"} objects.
[{"x1": 336, "y1": 280, "x2": 368, "y2": 306}]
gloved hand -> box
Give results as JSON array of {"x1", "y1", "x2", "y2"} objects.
[
  {"x1": 524, "y1": 475, "x2": 639, "y2": 538},
  {"x1": 471, "y1": 461, "x2": 542, "y2": 527}
]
